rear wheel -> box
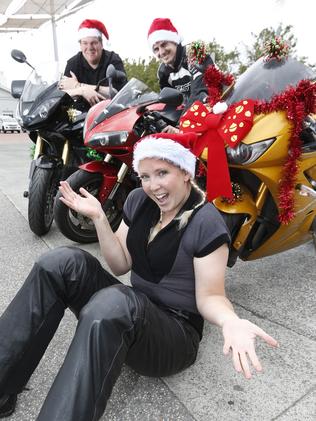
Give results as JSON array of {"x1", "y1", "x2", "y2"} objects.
[
  {"x1": 54, "y1": 169, "x2": 130, "y2": 243},
  {"x1": 28, "y1": 167, "x2": 60, "y2": 236}
]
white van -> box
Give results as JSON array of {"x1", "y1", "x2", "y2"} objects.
[{"x1": 0, "y1": 115, "x2": 21, "y2": 133}]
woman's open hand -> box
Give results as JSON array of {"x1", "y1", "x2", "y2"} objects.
[
  {"x1": 58, "y1": 181, "x2": 103, "y2": 221},
  {"x1": 222, "y1": 318, "x2": 278, "y2": 379}
]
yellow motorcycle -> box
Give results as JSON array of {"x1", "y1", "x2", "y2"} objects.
[{"x1": 201, "y1": 57, "x2": 316, "y2": 266}]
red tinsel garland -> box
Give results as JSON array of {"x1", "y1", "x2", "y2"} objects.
[
  {"x1": 203, "y1": 65, "x2": 235, "y2": 107},
  {"x1": 203, "y1": 64, "x2": 316, "y2": 223},
  {"x1": 255, "y1": 80, "x2": 316, "y2": 223}
]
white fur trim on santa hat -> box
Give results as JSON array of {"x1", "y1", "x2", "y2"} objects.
[
  {"x1": 148, "y1": 30, "x2": 181, "y2": 50},
  {"x1": 78, "y1": 28, "x2": 102, "y2": 40},
  {"x1": 133, "y1": 137, "x2": 196, "y2": 178}
]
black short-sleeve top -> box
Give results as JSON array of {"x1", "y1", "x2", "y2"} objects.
[
  {"x1": 123, "y1": 188, "x2": 230, "y2": 322},
  {"x1": 64, "y1": 50, "x2": 127, "y2": 91}
]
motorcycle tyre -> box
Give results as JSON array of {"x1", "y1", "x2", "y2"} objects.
[
  {"x1": 28, "y1": 167, "x2": 59, "y2": 236},
  {"x1": 54, "y1": 170, "x2": 126, "y2": 244}
]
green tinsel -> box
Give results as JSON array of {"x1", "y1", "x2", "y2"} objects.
[
  {"x1": 30, "y1": 144, "x2": 35, "y2": 159},
  {"x1": 86, "y1": 147, "x2": 104, "y2": 161}
]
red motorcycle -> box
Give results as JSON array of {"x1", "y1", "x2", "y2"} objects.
[{"x1": 54, "y1": 77, "x2": 183, "y2": 242}]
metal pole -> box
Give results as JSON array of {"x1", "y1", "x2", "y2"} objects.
[{"x1": 50, "y1": 0, "x2": 59, "y2": 62}]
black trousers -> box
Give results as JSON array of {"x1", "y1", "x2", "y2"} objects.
[{"x1": 0, "y1": 247, "x2": 200, "y2": 421}]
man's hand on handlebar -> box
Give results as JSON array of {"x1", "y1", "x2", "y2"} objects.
[
  {"x1": 80, "y1": 86, "x2": 106, "y2": 105},
  {"x1": 161, "y1": 125, "x2": 180, "y2": 134}
]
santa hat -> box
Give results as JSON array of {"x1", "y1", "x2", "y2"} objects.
[
  {"x1": 147, "y1": 18, "x2": 181, "y2": 50},
  {"x1": 133, "y1": 132, "x2": 198, "y2": 178},
  {"x1": 78, "y1": 19, "x2": 109, "y2": 41}
]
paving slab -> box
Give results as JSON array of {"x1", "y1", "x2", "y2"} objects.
[{"x1": 0, "y1": 133, "x2": 315, "y2": 420}]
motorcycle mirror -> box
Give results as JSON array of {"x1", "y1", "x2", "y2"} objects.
[
  {"x1": 11, "y1": 49, "x2": 35, "y2": 70},
  {"x1": 136, "y1": 87, "x2": 184, "y2": 114},
  {"x1": 11, "y1": 49, "x2": 26, "y2": 63},
  {"x1": 114, "y1": 70, "x2": 127, "y2": 80},
  {"x1": 106, "y1": 64, "x2": 116, "y2": 79},
  {"x1": 158, "y1": 87, "x2": 183, "y2": 107},
  {"x1": 96, "y1": 69, "x2": 126, "y2": 92},
  {"x1": 11, "y1": 80, "x2": 26, "y2": 99}
]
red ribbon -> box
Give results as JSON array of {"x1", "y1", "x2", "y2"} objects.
[{"x1": 179, "y1": 100, "x2": 255, "y2": 201}]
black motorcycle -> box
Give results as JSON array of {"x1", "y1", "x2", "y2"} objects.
[{"x1": 11, "y1": 49, "x2": 99, "y2": 236}]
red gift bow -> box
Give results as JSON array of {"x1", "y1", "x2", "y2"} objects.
[{"x1": 179, "y1": 100, "x2": 255, "y2": 201}]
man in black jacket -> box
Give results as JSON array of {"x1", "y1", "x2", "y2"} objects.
[
  {"x1": 59, "y1": 19, "x2": 127, "y2": 106},
  {"x1": 147, "y1": 18, "x2": 214, "y2": 133}
]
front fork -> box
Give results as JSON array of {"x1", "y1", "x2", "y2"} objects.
[
  {"x1": 34, "y1": 134, "x2": 70, "y2": 164},
  {"x1": 24, "y1": 135, "x2": 70, "y2": 197},
  {"x1": 99, "y1": 154, "x2": 129, "y2": 203},
  {"x1": 33, "y1": 134, "x2": 43, "y2": 159}
]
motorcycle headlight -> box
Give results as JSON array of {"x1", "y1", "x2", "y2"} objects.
[
  {"x1": 88, "y1": 131, "x2": 129, "y2": 147},
  {"x1": 28, "y1": 98, "x2": 60, "y2": 120},
  {"x1": 226, "y1": 138, "x2": 276, "y2": 165}
]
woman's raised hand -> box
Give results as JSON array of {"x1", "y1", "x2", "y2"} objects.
[
  {"x1": 58, "y1": 181, "x2": 103, "y2": 221},
  {"x1": 222, "y1": 318, "x2": 278, "y2": 379}
]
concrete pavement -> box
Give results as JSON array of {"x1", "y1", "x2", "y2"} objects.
[{"x1": 0, "y1": 133, "x2": 315, "y2": 420}]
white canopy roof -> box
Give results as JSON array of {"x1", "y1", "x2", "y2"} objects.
[
  {"x1": 0, "y1": 1, "x2": 94, "y2": 30},
  {"x1": 0, "y1": 1, "x2": 95, "y2": 60}
]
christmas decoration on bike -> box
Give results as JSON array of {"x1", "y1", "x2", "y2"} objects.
[
  {"x1": 187, "y1": 41, "x2": 209, "y2": 65},
  {"x1": 254, "y1": 79, "x2": 316, "y2": 223},
  {"x1": 263, "y1": 36, "x2": 290, "y2": 62},
  {"x1": 179, "y1": 99, "x2": 255, "y2": 202},
  {"x1": 203, "y1": 65, "x2": 235, "y2": 107}
]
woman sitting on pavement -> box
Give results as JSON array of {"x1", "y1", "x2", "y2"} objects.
[{"x1": 0, "y1": 132, "x2": 278, "y2": 420}]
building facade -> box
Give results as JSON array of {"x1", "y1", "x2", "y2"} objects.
[{"x1": 0, "y1": 84, "x2": 18, "y2": 117}]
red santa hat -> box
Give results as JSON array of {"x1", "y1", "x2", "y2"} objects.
[
  {"x1": 78, "y1": 19, "x2": 109, "y2": 41},
  {"x1": 133, "y1": 132, "x2": 198, "y2": 178},
  {"x1": 147, "y1": 18, "x2": 182, "y2": 51}
]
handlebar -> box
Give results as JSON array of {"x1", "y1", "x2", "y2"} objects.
[{"x1": 143, "y1": 111, "x2": 168, "y2": 133}]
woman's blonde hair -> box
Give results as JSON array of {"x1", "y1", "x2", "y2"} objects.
[{"x1": 176, "y1": 180, "x2": 206, "y2": 230}]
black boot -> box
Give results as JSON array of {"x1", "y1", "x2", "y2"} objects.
[{"x1": 0, "y1": 394, "x2": 17, "y2": 418}]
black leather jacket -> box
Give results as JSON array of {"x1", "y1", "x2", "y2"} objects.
[{"x1": 157, "y1": 44, "x2": 214, "y2": 107}]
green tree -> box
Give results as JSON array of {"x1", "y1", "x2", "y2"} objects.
[
  {"x1": 124, "y1": 57, "x2": 159, "y2": 92},
  {"x1": 123, "y1": 26, "x2": 315, "y2": 88},
  {"x1": 207, "y1": 39, "x2": 241, "y2": 76},
  {"x1": 240, "y1": 23, "x2": 315, "y2": 72}
]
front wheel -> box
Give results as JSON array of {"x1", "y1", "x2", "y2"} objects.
[
  {"x1": 54, "y1": 169, "x2": 130, "y2": 243},
  {"x1": 28, "y1": 167, "x2": 60, "y2": 236}
]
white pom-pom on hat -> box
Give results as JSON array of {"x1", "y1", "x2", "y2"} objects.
[{"x1": 212, "y1": 101, "x2": 228, "y2": 114}]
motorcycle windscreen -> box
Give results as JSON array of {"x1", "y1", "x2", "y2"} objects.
[
  {"x1": 226, "y1": 56, "x2": 316, "y2": 104},
  {"x1": 18, "y1": 62, "x2": 61, "y2": 121},
  {"x1": 90, "y1": 78, "x2": 158, "y2": 128}
]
